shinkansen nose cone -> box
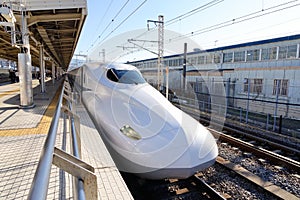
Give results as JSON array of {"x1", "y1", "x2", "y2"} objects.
[
  {"x1": 134, "y1": 111, "x2": 218, "y2": 179},
  {"x1": 110, "y1": 83, "x2": 218, "y2": 178}
]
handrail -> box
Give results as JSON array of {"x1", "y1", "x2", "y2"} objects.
[
  {"x1": 28, "y1": 79, "x2": 97, "y2": 200},
  {"x1": 70, "y1": 106, "x2": 85, "y2": 200},
  {"x1": 28, "y1": 83, "x2": 65, "y2": 200}
]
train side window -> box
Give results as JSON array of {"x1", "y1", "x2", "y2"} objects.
[{"x1": 107, "y1": 69, "x2": 118, "y2": 82}]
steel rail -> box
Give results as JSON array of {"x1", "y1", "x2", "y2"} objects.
[
  {"x1": 179, "y1": 105, "x2": 300, "y2": 155},
  {"x1": 28, "y1": 84, "x2": 64, "y2": 200},
  {"x1": 178, "y1": 104, "x2": 300, "y2": 171},
  {"x1": 211, "y1": 129, "x2": 300, "y2": 172},
  {"x1": 192, "y1": 175, "x2": 226, "y2": 200},
  {"x1": 180, "y1": 103, "x2": 300, "y2": 152}
]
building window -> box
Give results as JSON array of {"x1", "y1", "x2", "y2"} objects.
[
  {"x1": 190, "y1": 57, "x2": 197, "y2": 65},
  {"x1": 270, "y1": 47, "x2": 277, "y2": 59},
  {"x1": 198, "y1": 55, "x2": 206, "y2": 64},
  {"x1": 287, "y1": 45, "x2": 297, "y2": 59},
  {"x1": 262, "y1": 47, "x2": 277, "y2": 60},
  {"x1": 244, "y1": 78, "x2": 263, "y2": 93},
  {"x1": 253, "y1": 79, "x2": 263, "y2": 93},
  {"x1": 206, "y1": 54, "x2": 213, "y2": 64},
  {"x1": 243, "y1": 78, "x2": 249, "y2": 92},
  {"x1": 278, "y1": 45, "x2": 297, "y2": 59},
  {"x1": 278, "y1": 46, "x2": 287, "y2": 59},
  {"x1": 234, "y1": 51, "x2": 245, "y2": 62},
  {"x1": 261, "y1": 48, "x2": 270, "y2": 60},
  {"x1": 223, "y1": 52, "x2": 233, "y2": 63},
  {"x1": 213, "y1": 53, "x2": 221, "y2": 63},
  {"x1": 246, "y1": 49, "x2": 260, "y2": 61},
  {"x1": 178, "y1": 59, "x2": 183, "y2": 66},
  {"x1": 273, "y1": 79, "x2": 288, "y2": 96},
  {"x1": 187, "y1": 57, "x2": 191, "y2": 65}
]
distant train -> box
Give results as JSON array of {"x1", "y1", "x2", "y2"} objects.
[{"x1": 68, "y1": 62, "x2": 218, "y2": 179}]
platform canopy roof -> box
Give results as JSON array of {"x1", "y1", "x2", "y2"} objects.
[{"x1": 0, "y1": 0, "x2": 87, "y2": 70}]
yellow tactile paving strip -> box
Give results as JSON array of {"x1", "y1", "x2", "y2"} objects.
[
  {"x1": 0, "y1": 86, "x2": 61, "y2": 136},
  {"x1": 0, "y1": 89, "x2": 20, "y2": 98}
]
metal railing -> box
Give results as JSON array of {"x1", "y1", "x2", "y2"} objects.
[{"x1": 28, "y1": 78, "x2": 97, "y2": 200}]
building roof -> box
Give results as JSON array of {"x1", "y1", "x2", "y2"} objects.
[{"x1": 0, "y1": 0, "x2": 87, "y2": 70}]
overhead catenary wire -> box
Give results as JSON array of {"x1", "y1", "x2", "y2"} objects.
[
  {"x1": 129, "y1": 0, "x2": 224, "y2": 42},
  {"x1": 91, "y1": 0, "x2": 300, "y2": 62},
  {"x1": 109, "y1": 0, "x2": 225, "y2": 60},
  {"x1": 128, "y1": 0, "x2": 299, "y2": 52},
  {"x1": 165, "y1": 0, "x2": 224, "y2": 26},
  {"x1": 87, "y1": 0, "x2": 148, "y2": 53},
  {"x1": 93, "y1": 0, "x2": 114, "y2": 39},
  {"x1": 169, "y1": 0, "x2": 300, "y2": 42},
  {"x1": 198, "y1": 16, "x2": 300, "y2": 49},
  {"x1": 89, "y1": 0, "x2": 130, "y2": 51}
]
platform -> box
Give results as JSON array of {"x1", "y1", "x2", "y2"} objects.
[{"x1": 0, "y1": 80, "x2": 133, "y2": 199}]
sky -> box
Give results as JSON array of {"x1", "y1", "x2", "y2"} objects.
[{"x1": 74, "y1": 0, "x2": 300, "y2": 63}]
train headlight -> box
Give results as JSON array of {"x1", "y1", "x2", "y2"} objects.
[{"x1": 120, "y1": 125, "x2": 141, "y2": 140}]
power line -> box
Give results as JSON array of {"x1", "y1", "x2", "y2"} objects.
[
  {"x1": 96, "y1": 0, "x2": 130, "y2": 44},
  {"x1": 89, "y1": 0, "x2": 148, "y2": 52},
  {"x1": 86, "y1": 0, "x2": 131, "y2": 53},
  {"x1": 94, "y1": 0, "x2": 114, "y2": 38},
  {"x1": 130, "y1": 0, "x2": 224, "y2": 42},
  {"x1": 196, "y1": 16, "x2": 300, "y2": 49},
  {"x1": 165, "y1": 0, "x2": 224, "y2": 26},
  {"x1": 169, "y1": 0, "x2": 300, "y2": 42},
  {"x1": 110, "y1": 0, "x2": 224, "y2": 58},
  {"x1": 93, "y1": 0, "x2": 300, "y2": 62}
]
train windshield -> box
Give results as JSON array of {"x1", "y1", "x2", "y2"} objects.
[{"x1": 107, "y1": 69, "x2": 146, "y2": 84}]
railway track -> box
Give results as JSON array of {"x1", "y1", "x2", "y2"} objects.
[
  {"x1": 178, "y1": 104, "x2": 300, "y2": 163},
  {"x1": 182, "y1": 105, "x2": 300, "y2": 151},
  {"x1": 123, "y1": 155, "x2": 299, "y2": 200},
  {"x1": 122, "y1": 172, "x2": 226, "y2": 200},
  {"x1": 121, "y1": 102, "x2": 300, "y2": 199},
  {"x1": 122, "y1": 136, "x2": 300, "y2": 199},
  {"x1": 179, "y1": 103, "x2": 300, "y2": 148},
  {"x1": 212, "y1": 128, "x2": 300, "y2": 171},
  {"x1": 176, "y1": 103, "x2": 300, "y2": 199},
  {"x1": 190, "y1": 175, "x2": 226, "y2": 200}
]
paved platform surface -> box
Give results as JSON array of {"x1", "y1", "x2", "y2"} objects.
[{"x1": 0, "y1": 79, "x2": 133, "y2": 199}]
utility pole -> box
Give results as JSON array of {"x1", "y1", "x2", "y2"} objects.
[
  {"x1": 148, "y1": 15, "x2": 166, "y2": 98},
  {"x1": 99, "y1": 49, "x2": 105, "y2": 63},
  {"x1": 273, "y1": 80, "x2": 280, "y2": 131},
  {"x1": 183, "y1": 43, "x2": 187, "y2": 90}
]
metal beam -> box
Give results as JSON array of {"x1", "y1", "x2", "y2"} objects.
[
  {"x1": 17, "y1": 0, "x2": 86, "y2": 11},
  {"x1": 37, "y1": 26, "x2": 61, "y2": 65},
  {"x1": 53, "y1": 147, "x2": 98, "y2": 200},
  {"x1": 27, "y1": 13, "x2": 82, "y2": 27}
]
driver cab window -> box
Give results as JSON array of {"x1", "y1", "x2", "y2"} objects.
[
  {"x1": 107, "y1": 69, "x2": 118, "y2": 82},
  {"x1": 106, "y1": 68, "x2": 146, "y2": 84}
]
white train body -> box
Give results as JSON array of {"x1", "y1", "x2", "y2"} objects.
[{"x1": 69, "y1": 62, "x2": 218, "y2": 179}]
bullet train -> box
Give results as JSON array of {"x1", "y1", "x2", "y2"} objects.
[{"x1": 68, "y1": 62, "x2": 218, "y2": 179}]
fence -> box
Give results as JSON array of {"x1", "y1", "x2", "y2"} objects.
[{"x1": 157, "y1": 76, "x2": 300, "y2": 139}]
